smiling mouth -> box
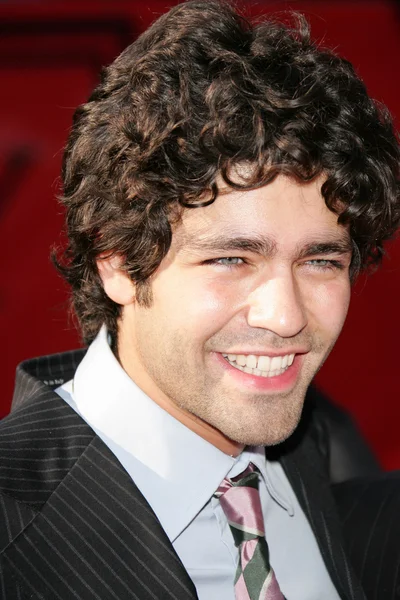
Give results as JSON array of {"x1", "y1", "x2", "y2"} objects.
[{"x1": 221, "y1": 353, "x2": 295, "y2": 378}]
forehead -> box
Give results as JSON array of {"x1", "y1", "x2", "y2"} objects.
[{"x1": 174, "y1": 175, "x2": 348, "y2": 250}]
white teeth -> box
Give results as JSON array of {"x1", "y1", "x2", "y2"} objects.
[
  {"x1": 257, "y1": 356, "x2": 270, "y2": 371},
  {"x1": 245, "y1": 355, "x2": 257, "y2": 369},
  {"x1": 228, "y1": 364, "x2": 286, "y2": 378},
  {"x1": 221, "y1": 352, "x2": 296, "y2": 378},
  {"x1": 270, "y1": 356, "x2": 282, "y2": 371}
]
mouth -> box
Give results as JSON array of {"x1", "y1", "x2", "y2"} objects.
[{"x1": 221, "y1": 353, "x2": 295, "y2": 378}]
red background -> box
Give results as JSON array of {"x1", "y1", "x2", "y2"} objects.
[{"x1": 1, "y1": 0, "x2": 399, "y2": 469}]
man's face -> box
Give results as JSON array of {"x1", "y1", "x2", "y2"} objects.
[{"x1": 119, "y1": 174, "x2": 352, "y2": 446}]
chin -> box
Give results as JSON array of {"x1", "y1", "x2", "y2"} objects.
[
  {"x1": 221, "y1": 407, "x2": 303, "y2": 448},
  {"x1": 241, "y1": 430, "x2": 295, "y2": 448}
]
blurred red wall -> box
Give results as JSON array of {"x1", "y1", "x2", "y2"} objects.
[{"x1": 1, "y1": 0, "x2": 399, "y2": 469}]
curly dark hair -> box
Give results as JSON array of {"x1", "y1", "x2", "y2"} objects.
[{"x1": 55, "y1": 0, "x2": 400, "y2": 344}]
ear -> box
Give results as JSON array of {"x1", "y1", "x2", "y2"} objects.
[{"x1": 96, "y1": 254, "x2": 135, "y2": 306}]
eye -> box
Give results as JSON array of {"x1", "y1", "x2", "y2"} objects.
[
  {"x1": 216, "y1": 257, "x2": 244, "y2": 266},
  {"x1": 304, "y1": 259, "x2": 345, "y2": 270},
  {"x1": 203, "y1": 257, "x2": 245, "y2": 268}
]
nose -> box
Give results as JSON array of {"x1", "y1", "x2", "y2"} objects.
[{"x1": 247, "y1": 275, "x2": 307, "y2": 338}]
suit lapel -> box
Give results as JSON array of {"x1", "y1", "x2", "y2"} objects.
[
  {"x1": 4, "y1": 387, "x2": 197, "y2": 600},
  {"x1": 280, "y1": 435, "x2": 366, "y2": 600}
]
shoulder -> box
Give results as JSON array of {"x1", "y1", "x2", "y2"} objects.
[
  {"x1": 11, "y1": 347, "x2": 86, "y2": 410},
  {"x1": 0, "y1": 372, "x2": 92, "y2": 598},
  {"x1": 332, "y1": 472, "x2": 400, "y2": 599},
  {"x1": 0, "y1": 354, "x2": 95, "y2": 547},
  {"x1": 306, "y1": 386, "x2": 381, "y2": 482}
]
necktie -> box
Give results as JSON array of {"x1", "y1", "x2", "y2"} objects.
[{"x1": 216, "y1": 463, "x2": 285, "y2": 600}]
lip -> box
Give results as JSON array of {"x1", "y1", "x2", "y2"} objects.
[{"x1": 214, "y1": 351, "x2": 304, "y2": 393}]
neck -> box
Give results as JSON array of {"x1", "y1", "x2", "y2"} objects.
[
  {"x1": 149, "y1": 397, "x2": 245, "y2": 457},
  {"x1": 118, "y1": 353, "x2": 244, "y2": 458}
]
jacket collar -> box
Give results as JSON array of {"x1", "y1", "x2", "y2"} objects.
[
  {"x1": 277, "y1": 423, "x2": 366, "y2": 600},
  {"x1": 6, "y1": 369, "x2": 197, "y2": 600}
]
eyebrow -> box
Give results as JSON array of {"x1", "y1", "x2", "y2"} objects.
[
  {"x1": 180, "y1": 233, "x2": 352, "y2": 258},
  {"x1": 296, "y1": 240, "x2": 353, "y2": 259},
  {"x1": 183, "y1": 234, "x2": 276, "y2": 256}
]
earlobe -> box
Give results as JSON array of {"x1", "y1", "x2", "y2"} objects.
[{"x1": 96, "y1": 254, "x2": 135, "y2": 306}]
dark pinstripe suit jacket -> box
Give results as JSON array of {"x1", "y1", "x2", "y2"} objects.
[{"x1": 0, "y1": 350, "x2": 367, "y2": 600}]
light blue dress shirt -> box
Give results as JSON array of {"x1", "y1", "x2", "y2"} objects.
[{"x1": 56, "y1": 325, "x2": 340, "y2": 600}]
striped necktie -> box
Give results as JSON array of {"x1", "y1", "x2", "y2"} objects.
[{"x1": 216, "y1": 463, "x2": 285, "y2": 600}]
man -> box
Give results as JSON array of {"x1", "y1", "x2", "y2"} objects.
[{"x1": 1, "y1": 1, "x2": 399, "y2": 599}]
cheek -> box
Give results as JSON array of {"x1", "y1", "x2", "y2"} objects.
[
  {"x1": 308, "y1": 279, "x2": 351, "y2": 334},
  {"x1": 152, "y1": 273, "x2": 241, "y2": 336}
]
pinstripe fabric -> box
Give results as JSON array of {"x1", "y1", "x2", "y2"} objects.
[
  {"x1": 0, "y1": 397, "x2": 94, "y2": 508},
  {"x1": 2, "y1": 435, "x2": 197, "y2": 599},
  {"x1": 11, "y1": 348, "x2": 86, "y2": 410},
  {"x1": 332, "y1": 473, "x2": 400, "y2": 600},
  {"x1": 0, "y1": 558, "x2": 28, "y2": 600},
  {"x1": 0, "y1": 491, "x2": 36, "y2": 552},
  {"x1": 2, "y1": 352, "x2": 365, "y2": 599},
  {"x1": 0, "y1": 495, "x2": 37, "y2": 599},
  {"x1": 2, "y1": 358, "x2": 197, "y2": 599}
]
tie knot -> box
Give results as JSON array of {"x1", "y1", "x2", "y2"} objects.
[
  {"x1": 217, "y1": 463, "x2": 259, "y2": 495},
  {"x1": 217, "y1": 463, "x2": 265, "y2": 545}
]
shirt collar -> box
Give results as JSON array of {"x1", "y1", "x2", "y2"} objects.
[
  {"x1": 229, "y1": 447, "x2": 295, "y2": 516},
  {"x1": 73, "y1": 325, "x2": 235, "y2": 542},
  {"x1": 72, "y1": 326, "x2": 293, "y2": 542}
]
